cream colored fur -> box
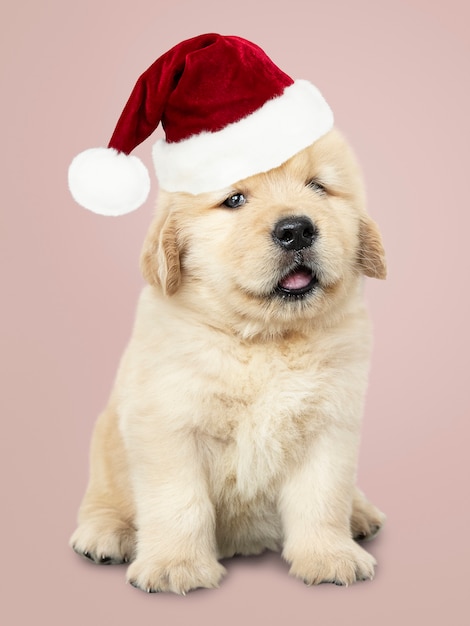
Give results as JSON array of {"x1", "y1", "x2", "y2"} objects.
[{"x1": 70, "y1": 129, "x2": 386, "y2": 594}]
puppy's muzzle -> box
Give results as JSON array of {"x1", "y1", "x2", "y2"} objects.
[
  {"x1": 272, "y1": 216, "x2": 320, "y2": 299},
  {"x1": 272, "y1": 216, "x2": 317, "y2": 251}
]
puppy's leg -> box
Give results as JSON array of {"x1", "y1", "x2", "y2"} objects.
[
  {"x1": 351, "y1": 487, "x2": 385, "y2": 541},
  {"x1": 280, "y1": 427, "x2": 377, "y2": 586},
  {"x1": 70, "y1": 405, "x2": 136, "y2": 564},
  {"x1": 125, "y1": 429, "x2": 225, "y2": 594}
]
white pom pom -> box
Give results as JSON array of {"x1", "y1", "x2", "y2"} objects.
[{"x1": 68, "y1": 147, "x2": 151, "y2": 216}]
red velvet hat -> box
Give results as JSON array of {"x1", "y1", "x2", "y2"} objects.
[{"x1": 68, "y1": 33, "x2": 334, "y2": 216}]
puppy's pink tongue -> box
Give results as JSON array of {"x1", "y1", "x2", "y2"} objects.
[{"x1": 280, "y1": 269, "x2": 312, "y2": 290}]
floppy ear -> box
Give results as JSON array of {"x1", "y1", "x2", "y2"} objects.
[
  {"x1": 140, "y1": 211, "x2": 182, "y2": 295},
  {"x1": 357, "y1": 217, "x2": 387, "y2": 279}
]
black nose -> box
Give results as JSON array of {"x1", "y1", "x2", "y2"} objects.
[{"x1": 272, "y1": 216, "x2": 317, "y2": 251}]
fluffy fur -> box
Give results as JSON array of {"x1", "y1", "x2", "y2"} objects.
[{"x1": 70, "y1": 129, "x2": 386, "y2": 594}]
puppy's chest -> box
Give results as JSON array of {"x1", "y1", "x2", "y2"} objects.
[
  {"x1": 190, "y1": 344, "x2": 323, "y2": 495},
  {"x1": 198, "y1": 366, "x2": 316, "y2": 439}
]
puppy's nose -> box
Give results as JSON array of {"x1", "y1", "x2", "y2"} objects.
[{"x1": 272, "y1": 216, "x2": 317, "y2": 251}]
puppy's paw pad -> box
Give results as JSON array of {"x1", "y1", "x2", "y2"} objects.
[
  {"x1": 70, "y1": 520, "x2": 136, "y2": 565},
  {"x1": 127, "y1": 557, "x2": 226, "y2": 595}
]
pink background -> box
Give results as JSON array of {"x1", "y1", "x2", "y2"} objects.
[{"x1": 1, "y1": 0, "x2": 468, "y2": 623}]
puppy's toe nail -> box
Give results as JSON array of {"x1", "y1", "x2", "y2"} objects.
[{"x1": 100, "y1": 555, "x2": 112, "y2": 564}]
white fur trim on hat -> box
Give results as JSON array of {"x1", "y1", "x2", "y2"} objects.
[
  {"x1": 68, "y1": 147, "x2": 151, "y2": 216},
  {"x1": 152, "y1": 80, "x2": 334, "y2": 194}
]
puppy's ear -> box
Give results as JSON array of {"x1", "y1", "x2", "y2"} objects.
[
  {"x1": 140, "y1": 212, "x2": 181, "y2": 295},
  {"x1": 357, "y1": 217, "x2": 387, "y2": 279}
]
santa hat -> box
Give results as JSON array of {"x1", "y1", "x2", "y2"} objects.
[{"x1": 68, "y1": 33, "x2": 334, "y2": 216}]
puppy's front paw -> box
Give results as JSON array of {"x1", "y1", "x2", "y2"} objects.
[
  {"x1": 286, "y1": 538, "x2": 376, "y2": 587},
  {"x1": 127, "y1": 555, "x2": 226, "y2": 595}
]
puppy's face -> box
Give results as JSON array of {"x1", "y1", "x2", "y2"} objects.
[{"x1": 141, "y1": 129, "x2": 386, "y2": 336}]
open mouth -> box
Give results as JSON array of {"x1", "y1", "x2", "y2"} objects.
[{"x1": 276, "y1": 265, "x2": 319, "y2": 298}]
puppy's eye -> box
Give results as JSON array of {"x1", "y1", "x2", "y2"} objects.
[
  {"x1": 222, "y1": 193, "x2": 246, "y2": 209},
  {"x1": 307, "y1": 179, "x2": 327, "y2": 195}
]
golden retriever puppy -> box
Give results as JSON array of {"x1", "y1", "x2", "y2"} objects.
[{"x1": 70, "y1": 128, "x2": 386, "y2": 594}]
